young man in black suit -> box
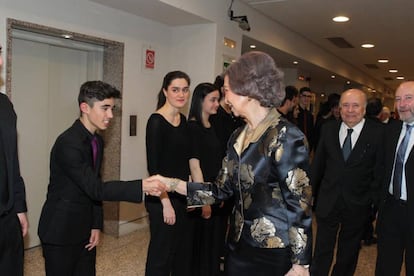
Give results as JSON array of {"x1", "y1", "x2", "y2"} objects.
[
  {"x1": 310, "y1": 89, "x2": 384, "y2": 276},
  {"x1": 0, "y1": 44, "x2": 28, "y2": 276},
  {"x1": 297, "y1": 87, "x2": 315, "y2": 150},
  {"x1": 376, "y1": 81, "x2": 414, "y2": 276},
  {"x1": 38, "y1": 81, "x2": 165, "y2": 275}
]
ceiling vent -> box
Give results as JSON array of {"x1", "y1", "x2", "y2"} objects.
[
  {"x1": 384, "y1": 77, "x2": 394, "y2": 81},
  {"x1": 326, "y1": 37, "x2": 354, "y2": 48},
  {"x1": 364, "y1": 64, "x2": 380, "y2": 69}
]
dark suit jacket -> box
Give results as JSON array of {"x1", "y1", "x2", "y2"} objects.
[
  {"x1": 38, "y1": 119, "x2": 143, "y2": 245},
  {"x1": 0, "y1": 93, "x2": 27, "y2": 215},
  {"x1": 311, "y1": 119, "x2": 384, "y2": 217},
  {"x1": 297, "y1": 105, "x2": 315, "y2": 150},
  {"x1": 377, "y1": 120, "x2": 414, "y2": 237}
]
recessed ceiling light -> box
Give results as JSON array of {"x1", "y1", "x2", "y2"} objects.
[
  {"x1": 249, "y1": 44, "x2": 256, "y2": 49},
  {"x1": 389, "y1": 69, "x2": 398, "y2": 73},
  {"x1": 333, "y1": 16, "x2": 349, "y2": 22},
  {"x1": 396, "y1": 76, "x2": 405, "y2": 80},
  {"x1": 361, "y1": 43, "x2": 375, "y2": 48},
  {"x1": 331, "y1": 75, "x2": 336, "y2": 79},
  {"x1": 293, "y1": 61, "x2": 299, "y2": 65},
  {"x1": 61, "y1": 34, "x2": 73, "y2": 39},
  {"x1": 346, "y1": 81, "x2": 351, "y2": 84},
  {"x1": 378, "y1": 59, "x2": 389, "y2": 63}
]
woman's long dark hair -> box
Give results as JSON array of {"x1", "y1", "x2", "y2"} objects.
[
  {"x1": 156, "y1": 71, "x2": 191, "y2": 109},
  {"x1": 188, "y1": 82, "x2": 219, "y2": 126}
]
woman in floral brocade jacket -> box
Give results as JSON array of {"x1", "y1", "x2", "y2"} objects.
[{"x1": 154, "y1": 51, "x2": 312, "y2": 276}]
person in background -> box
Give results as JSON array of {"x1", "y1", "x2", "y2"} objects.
[
  {"x1": 38, "y1": 80, "x2": 165, "y2": 275},
  {"x1": 0, "y1": 44, "x2": 28, "y2": 276},
  {"x1": 152, "y1": 51, "x2": 312, "y2": 276},
  {"x1": 379, "y1": 106, "x2": 392, "y2": 124},
  {"x1": 210, "y1": 74, "x2": 245, "y2": 265},
  {"x1": 145, "y1": 71, "x2": 193, "y2": 276},
  {"x1": 313, "y1": 93, "x2": 340, "y2": 150},
  {"x1": 296, "y1": 87, "x2": 315, "y2": 151},
  {"x1": 310, "y1": 89, "x2": 384, "y2": 276},
  {"x1": 277, "y1": 85, "x2": 298, "y2": 123},
  {"x1": 360, "y1": 97, "x2": 384, "y2": 246},
  {"x1": 210, "y1": 74, "x2": 245, "y2": 158},
  {"x1": 187, "y1": 82, "x2": 223, "y2": 276},
  {"x1": 376, "y1": 81, "x2": 414, "y2": 276}
]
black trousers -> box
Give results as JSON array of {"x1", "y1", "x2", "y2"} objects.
[
  {"x1": 376, "y1": 197, "x2": 414, "y2": 276},
  {"x1": 145, "y1": 197, "x2": 194, "y2": 276},
  {"x1": 0, "y1": 212, "x2": 24, "y2": 276},
  {"x1": 311, "y1": 198, "x2": 369, "y2": 276},
  {"x1": 42, "y1": 240, "x2": 96, "y2": 276}
]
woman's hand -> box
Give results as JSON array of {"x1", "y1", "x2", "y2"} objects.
[
  {"x1": 163, "y1": 204, "x2": 176, "y2": 225},
  {"x1": 201, "y1": 205, "x2": 212, "y2": 219},
  {"x1": 285, "y1": 264, "x2": 309, "y2": 276}
]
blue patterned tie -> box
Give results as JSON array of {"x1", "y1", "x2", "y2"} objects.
[
  {"x1": 393, "y1": 124, "x2": 413, "y2": 200},
  {"x1": 342, "y1": 128, "x2": 353, "y2": 161}
]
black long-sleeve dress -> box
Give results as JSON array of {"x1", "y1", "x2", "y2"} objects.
[
  {"x1": 187, "y1": 120, "x2": 222, "y2": 276},
  {"x1": 145, "y1": 113, "x2": 193, "y2": 276}
]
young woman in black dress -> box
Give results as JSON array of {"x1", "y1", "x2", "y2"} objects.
[
  {"x1": 145, "y1": 71, "x2": 193, "y2": 276},
  {"x1": 187, "y1": 83, "x2": 223, "y2": 275}
]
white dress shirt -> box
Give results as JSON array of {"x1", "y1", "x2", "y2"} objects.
[{"x1": 389, "y1": 123, "x2": 414, "y2": 200}]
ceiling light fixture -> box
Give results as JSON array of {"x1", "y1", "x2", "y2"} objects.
[
  {"x1": 293, "y1": 61, "x2": 299, "y2": 65},
  {"x1": 333, "y1": 16, "x2": 349, "y2": 22},
  {"x1": 361, "y1": 43, "x2": 375, "y2": 48},
  {"x1": 61, "y1": 33, "x2": 73, "y2": 39},
  {"x1": 396, "y1": 76, "x2": 405, "y2": 80},
  {"x1": 389, "y1": 69, "x2": 398, "y2": 73},
  {"x1": 249, "y1": 44, "x2": 256, "y2": 49},
  {"x1": 228, "y1": 0, "x2": 251, "y2": 31},
  {"x1": 378, "y1": 59, "x2": 389, "y2": 63}
]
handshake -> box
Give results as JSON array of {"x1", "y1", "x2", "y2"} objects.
[{"x1": 142, "y1": 175, "x2": 186, "y2": 196}]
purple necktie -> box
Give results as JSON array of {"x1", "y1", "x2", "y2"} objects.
[{"x1": 91, "y1": 136, "x2": 98, "y2": 168}]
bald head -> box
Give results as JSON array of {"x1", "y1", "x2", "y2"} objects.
[
  {"x1": 395, "y1": 81, "x2": 414, "y2": 123},
  {"x1": 339, "y1": 89, "x2": 367, "y2": 128}
]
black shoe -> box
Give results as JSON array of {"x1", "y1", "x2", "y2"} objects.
[{"x1": 363, "y1": 237, "x2": 377, "y2": 246}]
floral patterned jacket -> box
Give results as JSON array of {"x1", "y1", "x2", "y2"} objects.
[{"x1": 187, "y1": 108, "x2": 312, "y2": 265}]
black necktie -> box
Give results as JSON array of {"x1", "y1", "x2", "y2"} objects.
[
  {"x1": 393, "y1": 124, "x2": 413, "y2": 200},
  {"x1": 342, "y1": 128, "x2": 353, "y2": 161}
]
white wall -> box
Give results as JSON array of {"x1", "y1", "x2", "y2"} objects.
[{"x1": 0, "y1": 0, "x2": 223, "y2": 233}]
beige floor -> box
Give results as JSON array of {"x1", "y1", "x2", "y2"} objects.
[{"x1": 24, "y1": 225, "x2": 397, "y2": 276}]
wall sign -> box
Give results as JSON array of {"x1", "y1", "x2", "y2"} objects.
[{"x1": 145, "y1": 49, "x2": 155, "y2": 69}]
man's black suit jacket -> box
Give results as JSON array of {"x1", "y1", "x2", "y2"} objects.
[
  {"x1": 377, "y1": 119, "x2": 414, "y2": 238},
  {"x1": 38, "y1": 119, "x2": 143, "y2": 245},
  {"x1": 0, "y1": 93, "x2": 26, "y2": 216},
  {"x1": 311, "y1": 119, "x2": 384, "y2": 217}
]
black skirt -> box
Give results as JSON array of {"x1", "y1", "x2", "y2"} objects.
[{"x1": 225, "y1": 242, "x2": 291, "y2": 276}]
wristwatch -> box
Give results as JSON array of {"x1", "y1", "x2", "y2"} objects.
[{"x1": 302, "y1": 265, "x2": 310, "y2": 269}]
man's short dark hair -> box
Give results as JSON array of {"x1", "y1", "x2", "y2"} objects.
[
  {"x1": 366, "y1": 97, "x2": 383, "y2": 117},
  {"x1": 78, "y1": 80, "x2": 121, "y2": 107},
  {"x1": 299, "y1": 86, "x2": 312, "y2": 95},
  {"x1": 327, "y1": 93, "x2": 340, "y2": 109},
  {"x1": 281, "y1": 85, "x2": 298, "y2": 105}
]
